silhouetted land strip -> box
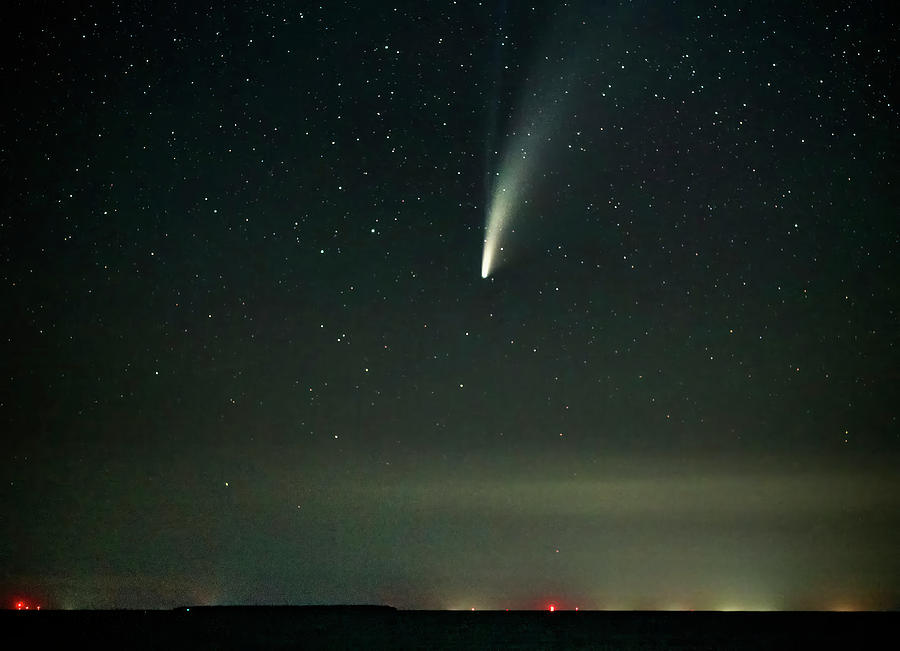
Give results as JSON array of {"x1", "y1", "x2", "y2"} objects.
[{"x1": 4, "y1": 607, "x2": 895, "y2": 649}]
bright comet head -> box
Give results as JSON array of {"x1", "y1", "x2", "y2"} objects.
[{"x1": 481, "y1": 178, "x2": 518, "y2": 279}]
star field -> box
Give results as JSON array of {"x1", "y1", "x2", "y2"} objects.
[{"x1": 1, "y1": 1, "x2": 897, "y2": 610}]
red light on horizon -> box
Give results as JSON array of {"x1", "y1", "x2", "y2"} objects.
[
  {"x1": 548, "y1": 604, "x2": 556, "y2": 612},
  {"x1": 14, "y1": 600, "x2": 39, "y2": 611}
]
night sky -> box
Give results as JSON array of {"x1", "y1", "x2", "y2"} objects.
[{"x1": 2, "y1": 1, "x2": 898, "y2": 611}]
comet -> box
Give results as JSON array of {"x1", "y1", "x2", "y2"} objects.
[
  {"x1": 481, "y1": 152, "x2": 528, "y2": 278},
  {"x1": 482, "y1": 117, "x2": 556, "y2": 277},
  {"x1": 481, "y1": 47, "x2": 588, "y2": 278},
  {"x1": 480, "y1": 11, "x2": 585, "y2": 279},
  {"x1": 482, "y1": 121, "x2": 546, "y2": 278}
]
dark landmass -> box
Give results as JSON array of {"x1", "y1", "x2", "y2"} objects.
[{"x1": 3, "y1": 607, "x2": 896, "y2": 650}]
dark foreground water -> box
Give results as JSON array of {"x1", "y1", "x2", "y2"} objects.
[{"x1": 3, "y1": 606, "x2": 895, "y2": 649}]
